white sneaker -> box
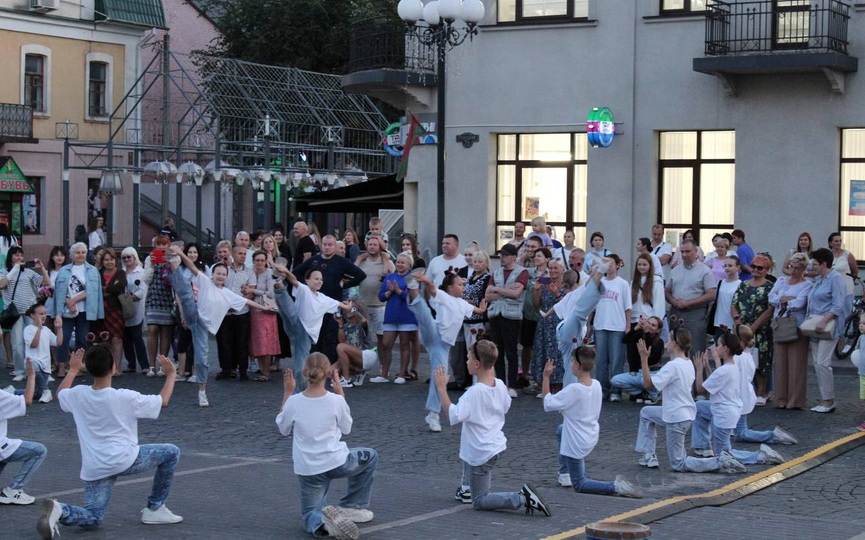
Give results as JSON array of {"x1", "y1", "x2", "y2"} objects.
[
  {"x1": 174, "y1": 375, "x2": 187, "y2": 382},
  {"x1": 339, "y1": 377, "x2": 354, "y2": 388},
  {"x1": 337, "y1": 506, "x2": 374, "y2": 523},
  {"x1": 693, "y1": 448, "x2": 714, "y2": 458},
  {"x1": 369, "y1": 376, "x2": 389, "y2": 383},
  {"x1": 186, "y1": 375, "x2": 200, "y2": 383},
  {"x1": 36, "y1": 499, "x2": 62, "y2": 539},
  {"x1": 0, "y1": 487, "x2": 35, "y2": 505},
  {"x1": 38, "y1": 389, "x2": 52, "y2": 404},
  {"x1": 198, "y1": 391, "x2": 210, "y2": 407},
  {"x1": 140, "y1": 504, "x2": 183, "y2": 524},
  {"x1": 248, "y1": 359, "x2": 260, "y2": 373},
  {"x1": 638, "y1": 453, "x2": 659, "y2": 468},
  {"x1": 12, "y1": 374, "x2": 25, "y2": 382},
  {"x1": 352, "y1": 371, "x2": 367, "y2": 386},
  {"x1": 718, "y1": 450, "x2": 747, "y2": 473},
  {"x1": 425, "y1": 411, "x2": 442, "y2": 432},
  {"x1": 2, "y1": 385, "x2": 14, "y2": 395},
  {"x1": 773, "y1": 426, "x2": 798, "y2": 445},
  {"x1": 156, "y1": 368, "x2": 166, "y2": 377},
  {"x1": 508, "y1": 388, "x2": 518, "y2": 398},
  {"x1": 146, "y1": 367, "x2": 156, "y2": 378},
  {"x1": 394, "y1": 376, "x2": 407, "y2": 384},
  {"x1": 557, "y1": 473, "x2": 572, "y2": 487},
  {"x1": 47, "y1": 375, "x2": 55, "y2": 382},
  {"x1": 609, "y1": 393, "x2": 621, "y2": 402},
  {"x1": 322, "y1": 505, "x2": 360, "y2": 540},
  {"x1": 759, "y1": 444, "x2": 786, "y2": 464},
  {"x1": 614, "y1": 475, "x2": 643, "y2": 498}
]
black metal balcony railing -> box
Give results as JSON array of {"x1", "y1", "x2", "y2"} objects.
[
  {"x1": 0, "y1": 103, "x2": 34, "y2": 140},
  {"x1": 705, "y1": 0, "x2": 850, "y2": 56},
  {"x1": 348, "y1": 15, "x2": 436, "y2": 74}
]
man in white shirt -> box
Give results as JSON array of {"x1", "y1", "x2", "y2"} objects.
[
  {"x1": 508, "y1": 222, "x2": 526, "y2": 248},
  {"x1": 650, "y1": 224, "x2": 673, "y2": 269},
  {"x1": 215, "y1": 244, "x2": 255, "y2": 380},
  {"x1": 426, "y1": 234, "x2": 467, "y2": 287}
]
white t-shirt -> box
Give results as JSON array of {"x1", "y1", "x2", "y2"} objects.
[
  {"x1": 652, "y1": 241, "x2": 673, "y2": 262},
  {"x1": 631, "y1": 275, "x2": 666, "y2": 322},
  {"x1": 714, "y1": 279, "x2": 740, "y2": 329},
  {"x1": 651, "y1": 357, "x2": 696, "y2": 423},
  {"x1": 24, "y1": 326, "x2": 57, "y2": 374},
  {"x1": 294, "y1": 283, "x2": 340, "y2": 343},
  {"x1": 430, "y1": 292, "x2": 475, "y2": 346},
  {"x1": 553, "y1": 285, "x2": 584, "y2": 320},
  {"x1": 593, "y1": 276, "x2": 632, "y2": 332},
  {"x1": 276, "y1": 392, "x2": 351, "y2": 476},
  {"x1": 58, "y1": 386, "x2": 162, "y2": 481},
  {"x1": 734, "y1": 351, "x2": 757, "y2": 415},
  {"x1": 425, "y1": 254, "x2": 467, "y2": 287},
  {"x1": 192, "y1": 273, "x2": 249, "y2": 334},
  {"x1": 543, "y1": 379, "x2": 602, "y2": 459},
  {"x1": 702, "y1": 362, "x2": 742, "y2": 430},
  {"x1": 0, "y1": 392, "x2": 25, "y2": 460},
  {"x1": 447, "y1": 379, "x2": 510, "y2": 467},
  {"x1": 69, "y1": 264, "x2": 87, "y2": 314}
]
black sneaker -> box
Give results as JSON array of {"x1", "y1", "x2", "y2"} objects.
[
  {"x1": 454, "y1": 486, "x2": 472, "y2": 504},
  {"x1": 521, "y1": 483, "x2": 552, "y2": 516}
]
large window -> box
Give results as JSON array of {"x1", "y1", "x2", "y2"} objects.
[
  {"x1": 839, "y1": 129, "x2": 865, "y2": 260},
  {"x1": 660, "y1": 0, "x2": 710, "y2": 15},
  {"x1": 24, "y1": 55, "x2": 45, "y2": 113},
  {"x1": 88, "y1": 62, "x2": 108, "y2": 117},
  {"x1": 658, "y1": 130, "x2": 735, "y2": 249},
  {"x1": 495, "y1": 133, "x2": 587, "y2": 250},
  {"x1": 498, "y1": 0, "x2": 589, "y2": 23}
]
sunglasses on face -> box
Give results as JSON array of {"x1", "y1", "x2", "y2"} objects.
[{"x1": 752, "y1": 265, "x2": 765, "y2": 271}]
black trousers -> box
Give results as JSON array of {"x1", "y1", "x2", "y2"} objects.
[
  {"x1": 488, "y1": 316, "x2": 521, "y2": 387},
  {"x1": 216, "y1": 313, "x2": 250, "y2": 374}
]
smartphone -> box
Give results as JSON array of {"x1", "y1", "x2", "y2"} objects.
[
  {"x1": 538, "y1": 276, "x2": 552, "y2": 285},
  {"x1": 152, "y1": 249, "x2": 166, "y2": 265},
  {"x1": 24, "y1": 260, "x2": 37, "y2": 269}
]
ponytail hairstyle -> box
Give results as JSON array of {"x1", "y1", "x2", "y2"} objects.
[
  {"x1": 717, "y1": 330, "x2": 744, "y2": 357},
  {"x1": 734, "y1": 324, "x2": 756, "y2": 349},
  {"x1": 439, "y1": 272, "x2": 461, "y2": 293},
  {"x1": 302, "y1": 352, "x2": 331, "y2": 386},
  {"x1": 668, "y1": 316, "x2": 692, "y2": 357}
]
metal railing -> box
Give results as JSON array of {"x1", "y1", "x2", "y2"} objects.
[
  {"x1": 0, "y1": 104, "x2": 34, "y2": 139},
  {"x1": 705, "y1": 0, "x2": 851, "y2": 56},
  {"x1": 348, "y1": 15, "x2": 436, "y2": 74}
]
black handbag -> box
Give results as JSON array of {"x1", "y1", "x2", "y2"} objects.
[
  {"x1": 705, "y1": 280, "x2": 722, "y2": 335},
  {"x1": 0, "y1": 272, "x2": 22, "y2": 330}
]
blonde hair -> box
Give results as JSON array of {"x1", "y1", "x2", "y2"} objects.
[
  {"x1": 471, "y1": 340, "x2": 499, "y2": 369},
  {"x1": 397, "y1": 250, "x2": 414, "y2": 268},
  {"x1": 302, "y1": 353, "x2": 331, "y2": 386},
  {"x1": 531, "y1": 216, "x2": 546, "y2": 227},
  {"x1": 789, "y1": 252, "x2": 808, "y2": 267},
  {"x1": 735, "y1": 324, "x2": 756, "y2": 348}
]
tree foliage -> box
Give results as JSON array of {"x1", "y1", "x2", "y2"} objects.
[{"x1": 198, "y1": 0, "x2": 398, "y2": 74}]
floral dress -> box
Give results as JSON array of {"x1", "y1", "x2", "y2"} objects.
[
  {"x1": 732, "y1": 280, "x2": 774, "y2": 375},
  {"x1": 145, "y1": 262, "x2": 175, "y2": 326},
  {"x1": 531, "y1": 284, "x2": 566, "y2": 384}
]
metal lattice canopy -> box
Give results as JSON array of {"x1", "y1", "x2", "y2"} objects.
[{"x1": 65, "y1": 44, "x2": 396, "y2": 177}]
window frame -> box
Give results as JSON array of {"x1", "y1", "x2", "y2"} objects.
[
  {"x1": 659, "y1": 0, "x2": 711, "y2": 16},
  {"x1": 839, "y1": 128, "x2": 865, "y2": 263},
  {"x1": 657, "y1": 130, "x2": 735, "y2": 245},
  {"x1": 23, "y1": 177, "x2": 42, "y2": 235},
  {"x1": 495, "y1": 132, "x2": 588, "y2": 250},
  {"x1": 497, "y1": 0, "x2": 590, "y2": 25},
  {"x1": 20, "y1": 45, "x2": 51, "y2": 117},
  {"x1": 85, "y1": 53, "x2": 113, "y2": 121}
]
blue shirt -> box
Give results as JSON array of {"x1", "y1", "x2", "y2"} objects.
[
  {"x1": 807, "y1": 271, "x2": 847, "y2": 337},
  {"x1": 737, "y1": 242, "x2": 755, "y2": 281}
]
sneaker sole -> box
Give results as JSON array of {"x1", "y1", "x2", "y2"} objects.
[
  {"x1": 522, "y1": 483, "x2": 552, "y2": 517},
  {"x1": 322, "y1": 506, "x2": 360, "y2": 540},
  {"x1": 36, "y1": 500, "x2": 59, "y2": 540}
]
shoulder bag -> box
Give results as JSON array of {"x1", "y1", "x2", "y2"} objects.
[
  {"x1": 771, "y1": 306, "x2": 799, "y2": 343},
  {"x1": 118, "y1": 291, "x2": 137, "y2": 320},
  {"x1": 0, "y1": 272, "x2": 21, "y2": 330},
  {"x1": 800, "y1": 315, "x2": 835, "y2": 339},
  {"x1": 706, "y1": 280, "x2": 722, "y2": 335}
]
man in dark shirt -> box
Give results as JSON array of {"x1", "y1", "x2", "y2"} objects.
[
  {"x1": 293, "y1": 235, "x2": 366, "y2": 362},
  {"x1": 291, "y1": 220, "x2": 318, "y2": 270},
  {"x1": 159, "y1": 218, "x2": 178, "y2": 241}
]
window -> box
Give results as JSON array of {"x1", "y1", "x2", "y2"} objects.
[
  {"x1": 23, "y1": 178, "x2": 41, "y2": 235},
  {"x1": 495, "y1": 133, "x2": 587, "y2": 250},
  {"x1": 498, "y1": 0, "x2": 589, "y2": 23},
  {"x1": 85, "y1": 53, "x2": 112, "y2": 120},
  {"x1": 660, "y1": 0, "x2": 711, "y2": 15},
  {"x1": 24, "y1": 55, "x2": 45, "y2": 113},
  {"x1": 658, "y1": 130, "x2": 735, "y2": 249},
  {"x1": 20, "y1": 45, "x2": 51, "y2": 116},
  {"x1": 839, "y1": 129, "x2": 865, "y2": 260},
  {"x1": 773, "y1": 0, "x2": 810, "y2": 49}
]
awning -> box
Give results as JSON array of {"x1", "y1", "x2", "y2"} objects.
[
  {"x1": 96, "y1": 0, "x2": 167, "y2": 28},
  {"x1": 293, "y1": 174, "x2": 403, "y2": 213}
]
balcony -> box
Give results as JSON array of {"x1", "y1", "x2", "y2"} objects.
[
  {"x1": 341, "y1": 16, "x2": 438, "y2": 110},
  {"x1": 693, "y1": 0, "x2": 857, "y2": 95},
  {"x1": 0, "y1": 104, "x2": 38, "y2": 145}
]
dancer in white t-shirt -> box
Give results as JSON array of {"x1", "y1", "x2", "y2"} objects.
[
  {"x1": 276, "y1": 353, "x2": 377, "y2": 539},
  {"x1": 0, "y1": 358, "x2": 46, "y2": 506}
]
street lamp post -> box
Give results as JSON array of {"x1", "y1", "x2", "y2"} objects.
[
  {"x1": 55, "y1": 119, "x2": 79, "y2": 248},
  {"x1": 397, "y1": 0, "x2": 484, "y2": 244}
]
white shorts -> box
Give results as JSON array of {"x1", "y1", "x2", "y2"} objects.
[
  {"x1": 362, "y1": 349, "x2": 379, "y2": 370},
  {"x1": 366, "y1": 306, "x2": 385, "y2": 336},
  {"x1": 382, "y1": 323, "x2": 419, "y2": 332}
]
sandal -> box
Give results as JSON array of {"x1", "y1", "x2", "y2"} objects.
[
  {"x1": 406, "y1": 369, "x2": 418, "y2": 381},
  {"x1": 254, "y1": 375, "x2": 270, "y2": 382}
]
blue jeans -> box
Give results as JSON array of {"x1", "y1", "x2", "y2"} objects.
[
  {"x1": 595, "y1": 329, "x2": 625, "y2": 396},
  {"x1": 57, "y1": 313, "x2": 89, "y2": 365},
  {"x1": 690, "y1": 401, "x2": 762, "y2": 465},
  {"x1": 297, "y1": 448, "x2": 378, "y2": 535},
  {"x1": 0, "y1": 440, "x2": 47, "y2": 490},
  {"x1": 610, "y1": 371, "x2": 659, "y2": 400},
  {"x1": 59, "y1": 444, "x2": 179, "y2": 528},
  {"x1": 170, "y1": 271, "x2": 210, "y2": 383},
  {"x1": 557, "y1": 281, "x2": 603, "y2": 387},
  {"x1": 555, "y1": 424, "x2": 615, "y2": 495},
  {"x1": 407, "y1": 294, "x2": 449, "y2": 413},
  {"x1": 732, "y1": 413, "x2": 774, "y2": 443},
  {"x1": 14, "y1": 368, "x2": 48, "y2": 399},
  {"x1": 464, "y1": 454, "x2": 523, "y2": 511},
  {"x1": 274, "y1": 287, "x2": 312, "y2": 393},
  {"x1": 636, "y1": 406, "x2": 692, "y2": 471}
]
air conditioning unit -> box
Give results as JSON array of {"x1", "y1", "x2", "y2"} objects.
[{"x1": 30, "y1": 0, "x2": 59, "y2": 12}]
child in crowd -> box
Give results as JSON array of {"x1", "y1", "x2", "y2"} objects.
[
  {"x1": 364, "y1": 216, "x2": 389, "y2": 248},
  {"x1": 0, "y1": 359, "x2": 46, "y2": 505},
  {"x1": 542, "y1": 350, "x2": 641, "y2": 497},
  {"x1": 272, "y1": 264, "x2": 352, "y2": 392},
  {"x1": 37, "y1": 347, "x2": 181, "y2": 539},
  {"x1": 529, "y1": 216, "x2": 553, "y2": 248},
  {"x1": 6, "y1": 304, "x2": 63, "y2": 404},
  {"x1": 407, "y1": 271, "x2": 486, "y2": 432},
  {"x1": 276, "y1": 353, "x2": 378, "y2": 540},
  {"x1": 335, "y1": 300, "x2": 379, "y2": 388},
  {"x1": 433, "y1": 340, "x2": 551, "y2": 516}
]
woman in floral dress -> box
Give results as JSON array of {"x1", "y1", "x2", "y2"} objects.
[
  {"x1": 531, "y1": 259, "x2": 568, "y2": 393},
  {"x1": 731, "y1": 253, "x2": 775, "y2": 405},
  {"x1": 143, "y1": 235, "x2": 176, "y2": 377}
]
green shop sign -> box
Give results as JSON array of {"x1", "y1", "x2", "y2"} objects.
[{"x1": 0, "y1": 157, "x2": 34, "y2": 193}]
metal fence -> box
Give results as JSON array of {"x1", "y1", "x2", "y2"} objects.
[
  {"x1": 0, "y1": 103, "x2": 33, "y2": 139},
  {"x1": 348, "y1": 15, "x2": 436, "y2": 74},
  {"x1": 705, "y1": 0, "x2": 851, "y2": 56}
]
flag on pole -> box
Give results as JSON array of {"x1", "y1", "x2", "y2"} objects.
[{"x1": 395, "y1": 112, "x2": 428, "y2": 183}]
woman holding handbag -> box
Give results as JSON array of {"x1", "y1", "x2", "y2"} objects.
[
  {"x1": 0, "y1": 246, "x2": 48, "y2": 381},
  {"x1": 805, "y1": 248, "x2": 847, "y2": 413},
  {"x1": 768, "y1": 253, "x2": 813, "y2": 410},
  {"x1": 94, "y1": 248, "x2": 127, "y2": 375}
]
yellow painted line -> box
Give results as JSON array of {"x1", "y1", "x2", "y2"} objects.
[{"x1": 542, "y1": 431, "x2": 865, "y2": 540}]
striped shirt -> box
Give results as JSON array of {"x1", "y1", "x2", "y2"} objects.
[{"x1": 0, "y1": 268, "x2": 43, "y2": 313}]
